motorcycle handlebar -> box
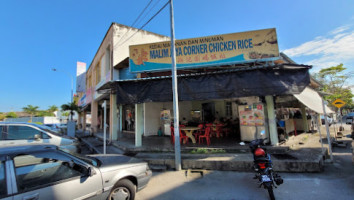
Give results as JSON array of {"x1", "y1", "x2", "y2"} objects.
[{"x1": 249, "y1": 138, "x2": 268, "y2": 150}]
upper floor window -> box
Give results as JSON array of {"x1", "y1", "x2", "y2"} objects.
[{"x1": 95, "y1": 62, "x2": 101, "y2": 85}]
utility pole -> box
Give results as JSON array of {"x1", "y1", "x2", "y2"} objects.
[{"x1": 170, "y1": 0, "x2": 181, "y2": 171}]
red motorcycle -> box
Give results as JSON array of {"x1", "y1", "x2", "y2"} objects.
[{"x1": 249, "y1": 138, "x2": 283, "y2": 200}]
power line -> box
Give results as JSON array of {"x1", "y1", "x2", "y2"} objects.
[
  {"x1": 115, "y1": 0, "x2": 170, "y2": 48},
  {"x1": 131, "y1": 0, "x2": 154, "y2": 28},
  {"x1": 135, "y1": 0, "x2": 163, "y2": 28},
  {"x1": 114, "y1": 0, "x2": 154, "y2": 47}
]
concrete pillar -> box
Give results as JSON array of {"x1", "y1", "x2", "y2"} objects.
[
  {"x1": 135, "y1": 103, "x2": 144, "y2": 147},
  {"x1": 301, "y1": 104, "x2": 309, "y2": 132},
  {"x1": 119, "y1": 105, "x2": 123, "y2": 138},
  {"x1": 110, "y1": 94, "x2": 118, "y2": 140},
  {"x1": 77, "y1": 113, "x2": 82, "y2": 130},
  {"x1": 265, "y1": 95, "x2": 279, "y2": 145},
  {"x1": 91, "y1": 101, "x2": 98, "y2": 133},
  {"x1": 82, "y1": 111, "x2": 86, "y2": 132}
]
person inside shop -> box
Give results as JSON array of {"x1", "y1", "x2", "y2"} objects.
[
  {"x1": 181, "y1": 117, "x2": 188, "y2": 126},
  {"x1": 293, "y1": 110, "x2": 302, "y2": 119},
  {"x1": 126, "y1": 110, "x2": 132, "y2": 130}
]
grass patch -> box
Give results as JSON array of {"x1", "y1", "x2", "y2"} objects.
[{"x1": 189, "y1": 148, "x2": 226, "y2": 154}]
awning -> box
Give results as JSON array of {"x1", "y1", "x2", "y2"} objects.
[
  {"x1": 114, "y1": 64, "x2": 311, "y2": 105},
  {"x1": 293, "y1": 87, "x2": 335, "y2": 114}
]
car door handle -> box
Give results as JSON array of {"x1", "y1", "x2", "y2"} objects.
[{"x1": 23, "y1": 193, "x2": 39, "y2": 200}]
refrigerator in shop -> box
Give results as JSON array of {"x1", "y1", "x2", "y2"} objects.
[
  {"x1": 239, "y1": 103, "x2": 267, "y2": 142},
  {"x1": 160, "y1": 110, "x2": 171, "y2": 136}
]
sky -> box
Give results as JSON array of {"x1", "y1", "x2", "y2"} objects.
[{"x1": 0, "y1": 0, "x2": 353, "y2": 112}]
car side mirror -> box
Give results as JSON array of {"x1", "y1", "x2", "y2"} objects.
[
  {"x1": 81, "y1": 166, "x2": 96, "y2": 177},
  {"x1": 34, "y1": 134, "x2": 41, "y2": 140}
]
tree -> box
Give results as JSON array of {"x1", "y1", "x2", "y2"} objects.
[
  {"x1": 0, "y1": 113, "x2": 5, "y2": 121},
  {"x1": 6, "y1": 112, "x2": 18, "y2": 118},
  {"x1": 48, "y1": 105, "x2": 58, "y2": 115},
  {"x1": 37, "y1": 111, "x2": 55, "y2": 117},
  {"x1": 22, "y1": 105, "x2": 39, "y2": 122},
  {"x1": 61, "y1": 102, "x2": 79, "y2": 121},
  {"x1": 312, "y1": 63, "x2": 354, "y2": 111}
]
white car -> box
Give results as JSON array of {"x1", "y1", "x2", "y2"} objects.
[
  {"x1": 0, "y1": 144, "x2": 151, "y2": 200},
  {"x1": 0, "y1": 122, "x2": 80, "y2": 154},
  {"x1": 321, "y1": 115, "x2": 334, "y2": 126}
]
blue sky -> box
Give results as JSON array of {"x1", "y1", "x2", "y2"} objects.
[{"x1": 1, "y1": 0, "x2": 353, "y2": 112}]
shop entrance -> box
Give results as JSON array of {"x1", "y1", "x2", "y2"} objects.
[
  {"x1": 122, "y1": 105, "x2": 135, "y2": 131},
  {"x1": 202, "y1": 102, "x2": 215, "y2": 123}
]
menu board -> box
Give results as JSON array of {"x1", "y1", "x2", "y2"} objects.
[
  {"x1": 160, "y1": 110, "x2": 171, "y2": 123},
  {"x1": 239, "y1": 104, "x2": 264, "y2": 126}
]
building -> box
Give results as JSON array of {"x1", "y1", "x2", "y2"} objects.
[
  {"x1": 78, "y1": 23, "x2": 169, "y2": 140},
  {"x1": 78, "y1": 23, "x2": 333, "y2": 148}
]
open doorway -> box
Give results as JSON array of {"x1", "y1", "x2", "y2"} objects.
[{"x1": 202, "y1": 102, "x2": 215, "y2": 123}]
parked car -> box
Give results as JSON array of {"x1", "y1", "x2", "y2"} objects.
[
  {"x1": 0, "y1": 122, "x2": 79, "y2": 154},
  {"x1": 0, "y1": 144, "x2": 151, "y2": 200},
  {"x1": 321, "y1": 115, "x2": 334, "y2": 126},
  {"x1": 346, "y1": 116, "x2": 353, "y2": 124}
]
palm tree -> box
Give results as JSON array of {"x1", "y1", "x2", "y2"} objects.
[
  {"x1": 48, "y1": 105, "x2": 58, "y2": 116},
  {"x1": 22, "y1": 105, "x2": 39, "y2": 122},
  {"x1": 61, "y1": 102, "x2": 79, "y2": 121}
]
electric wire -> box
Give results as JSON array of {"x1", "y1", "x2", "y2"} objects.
[
  {"x1": 114, "y1": 0, "x2": 154, "y2": 47},
  {"x1": 115, "y1": 0, "x2": 169, "y2": 48},
  {"x1": 135, "y1": 0, "x2": 163, "y2": 28}
]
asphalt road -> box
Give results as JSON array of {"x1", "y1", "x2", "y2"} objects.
[
  {"x1": 78, "y1": 125, "x2": 353, "y2": 200},
  {"x1": 136, "y1": 141, "x2": 354, "y2": 200}
]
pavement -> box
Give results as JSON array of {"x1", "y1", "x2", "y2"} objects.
[
  {"x1": 135, "y1": 143, "x2": 354, "y2": 200},
  {"x1": 76, "y1": 123, "x2": 353, "y2": 173}
]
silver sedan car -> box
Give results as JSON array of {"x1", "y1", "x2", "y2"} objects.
[{"x1": 0, "y1": 144, "x2": 151, "y2": 200}]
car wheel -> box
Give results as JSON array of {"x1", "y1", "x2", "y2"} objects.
[{"x1": 108, "y1": 179, "x2": 136, "y2": 200}]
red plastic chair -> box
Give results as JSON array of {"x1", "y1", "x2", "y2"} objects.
[
  {"x1": 205, "y1": 123, "x2": 216, "y2": 137},
  {"x1": 180, "y1": 129, "x2": 189, "y2": 144},
  {"x1": 215, "y1": 124, "x2": 224, "y2": 138},
  {"x1": 193, "y1": 124, "x2": 204, "y2": 138},
  {"x1": 199, "y1": 126, "x2": 211, "y2": 146}
]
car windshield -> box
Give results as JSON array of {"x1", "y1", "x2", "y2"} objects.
[
  {"x1": 55, "y1": 149, "x2": 100, "y2": 167},
  {"x1": 72, "y1": 154, "x2": 101, "y2": 167}
]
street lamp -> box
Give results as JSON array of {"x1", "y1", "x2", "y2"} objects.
[{"x1": 52, "y1": 68, "x2": 74, "y2": 103}]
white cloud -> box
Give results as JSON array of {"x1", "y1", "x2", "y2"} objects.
[
  {"x1": 330, "y1": 25, "x2": 350, "y2": 35},
  {"x1": 283, "y1": 25, "x2": 354, "y2": 70}
]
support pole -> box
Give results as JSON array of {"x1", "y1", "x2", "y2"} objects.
[
  {"x1": 103, "y1": 100, "x2": 107, "y2": 154},
  {"x1": 315, "y1": 114, "x2": 324, "y2": 151},
  {"x1": 170, "y1": 0, "x2": 181, "y2": 171},
  {"x1": 265, "y1": 95, "x2": 279, "y2": 145},
  {"x1": 321, "y1": 99, "x2": 333, "y2": 162},
  {"x1": 301, "y1": 104, "x2": 309, "y2": 132}
]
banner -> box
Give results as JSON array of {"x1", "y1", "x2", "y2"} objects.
[{"x1": 129, "y1": 28, "x2": 279, "y2": 73}]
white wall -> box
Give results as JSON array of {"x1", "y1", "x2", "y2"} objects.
[
  {"x1": 112, "y1": 23, "x2": 170, "y2": 67},
  {"x1": 144, "y1": 101, "x2": 193, "y2": 136}
]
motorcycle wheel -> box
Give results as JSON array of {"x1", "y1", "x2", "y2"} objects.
[{"x1": 267, "y1": 186, "x2": 275, "y2": 200}]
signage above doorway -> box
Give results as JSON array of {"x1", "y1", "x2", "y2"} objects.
[{"x1": 129, "y1": 28, "x2": 279, "y2": 73}]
